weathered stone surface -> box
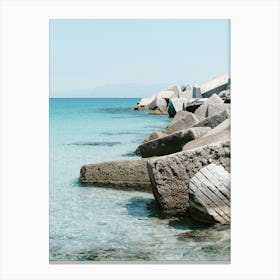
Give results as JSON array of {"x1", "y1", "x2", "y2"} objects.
[
  {"x1": 164, "y1": 111, "x2": 199, "y2": 134},
  {"x1": 194, "y1": 94, "x2": 224, "y2": 120},
  {"x1": 183, "y1": 129, "x2": 230, "y2": 151},
  {"x1": 193, "y1": 109, "x2": 230, "y2": 129},
  {"x1": 134, "y1": 96, "x2": 155, "y2": 110},
  {"x1": 148, "y1": 108, "x2": 168, "y2": 115},
  {"x1": 206, "y1": 103, "x2": 230, "y2": 118},
  {"x1": 142, "y1": 131, "x2": 168, "y2": 143},
  {"x1": 136, "y1": 127, "x2": 211, "y2": 158},
  {"x1": 80, "y1": 159, "x2": 152, "y2": 192},
  {"x1": 189, "y1": 163, "x2": 230, "y2": 224},
  {"x1": 205, "y1": 118, "x2": 230, "y2": 136},
  {"x1": 185, "y1": 98, "x2": 208, "y2": 113},
  {"x1": 179, "y1": 86, "x2": 201, "y2": 99},
  {"x1": 167, "y1": 98, "x2": 189, "y2": 117},
  {"x1": 167, "y1": 84, "x2": 181, "y2": 96},
  {"x1": 218, "y1": 89, "x2": 231, "y2": 103},
  {"x1": 149, "y1": 97, "x2": 168, "y2": 111},
  {"x1": 147, "y1": 141, "x2": 231, "y2": 216},
  {"x1": 200, "y1": 74, "x2": 230, "y2": 98},
  {"x1": 184, "y1": 119, "x2": 230, "y2": 151},
  {"x1": 155, "y1": 90, "x2": 178, "y2": 100}
]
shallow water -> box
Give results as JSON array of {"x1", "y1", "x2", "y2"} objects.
[{"x1": 49, "y1": 98, "x2": 230, "y2": 262}]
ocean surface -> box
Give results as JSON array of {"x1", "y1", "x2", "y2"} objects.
[{"x1": 49, "y1": 98, "x2": 230, "y2": 262}]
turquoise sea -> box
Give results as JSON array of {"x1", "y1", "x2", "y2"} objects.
[{"x1": 49, "y1": 98, "x2": 230, "y2": 262}]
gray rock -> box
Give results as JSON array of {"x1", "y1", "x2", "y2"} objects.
[
  {"x1": 147, "y1": 141, "x2": 231, "y2": 216},
  {"x1": 180, "y1": 86, "x2": 202, "y2": 99},
  {"x1": 167, "y1": 98, "x2": 189, "y2": 117},
  {"x1": 80, "y1": 159, "x2": 152, "y2": 192},
  {"x1": 185, "y1": 98, "x2": 208, "y2": 113},
  {"x1": 142, "y1": 131, "x2": 168, "y2": 143},
  {"x1": 164, "y1": 111, "x2": 199, "y2": 134},
  {"x1": 200, "y1": 74, "x2": 230, "y2": 98},
  {"x1": 193, "y1": 109, "x2": 230, "y2": 129},
  {"x1": 194, "y1": 94, "x2": 224, "y2": 120},
  {"x1": 218, "y1": 89, "x2": 231, "y2": 103},
  {"x1": 183, "y1": 118, "x2": 231, "y2": 151},
  {"x1": 136, "y1": 127, "x2": 211, "y2": 158},
  {"x1": 206, "y1": 103, "x2": 230, "y2": 118},
  {"x1": 149, "y1": 97, "x2": 168, "y2": 111},
  {"x1": 189, "y1": 163, "x2": 230, "y2": 224}
]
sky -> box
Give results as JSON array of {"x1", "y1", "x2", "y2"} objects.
[{"x1": 50, "y1": 19, "x2": 230, "y2": 97}]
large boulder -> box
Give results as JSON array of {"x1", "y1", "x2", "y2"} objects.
[
  {"x1": 185, "y1": 98, "x2": 208, "y2": 113},
  {"x1": 183, "y1": 119, "x2": 230, "y2": 151},
  {"x1": 146, "y1": 140, "x2": 231, "y2": 216},
  {"x1": 167, "y1": 98, "x2": 189, "y2": 117},
  {"x1": 134, "y1": 96, "x2": 155, "y2": 110},
  {"x1": 193, "y1": 109, "x2": 230, "y2": 129},
  {"x1": 156, "y1": 90, "x2": 178, "y2": 100},
  {"x1": 80, "y1": 159, "x2": 152, "y2": 192},
  {"x1": 142, "y1": 131, "x2": 168, "y2": 143},
  {"x1": 180, "y1": 86, "x2": 202, "y2": 99},
  {"x1": 189, "y1": 163, "x2": 230, "y2": 224},
  {"x1": 194, "y1": 94, "x2": 224, "y2": 120},
  {"x1": 200, "y1": 74, "x2": 230, "y2": 98},
  {"x1": 135, "y1": 127, "x2": 211, "y2": 158},
  {"x1": 164, "y1": 111, "x2": 199, "y2": 134},
  {"x1": 149, "y1": 97, "x2": 168, "y2": 111},
  {"x1": 167, "y1": 84, "x2": 181, "y2": 96}
]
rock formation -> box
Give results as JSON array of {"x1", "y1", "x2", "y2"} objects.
[{"x1": 189, "y1": 163, "x2": 230, "y2": 224}]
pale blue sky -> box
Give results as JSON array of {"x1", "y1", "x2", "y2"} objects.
[{"x1": 50, "y1": 19, "x2": 230, "y2": 97}]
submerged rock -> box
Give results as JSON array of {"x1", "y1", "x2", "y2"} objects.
[
  {"x1": 189, "y1": 163, "x2": 230, "y2": 224},
  {"x1": 80, "y1": 159, "x2": 152, "y2": 192},
  {"x1": 146, "y1": 141, "x2": 230, "y2": 216},
  {"x1": 136, "y1": 127, "x2": 211, "y2": 158}
]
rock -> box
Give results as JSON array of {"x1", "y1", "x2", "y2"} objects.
[
  {"x1": 218, "y1": 89, "x2": 231, "y2": 103},
  {"x1": 142, "y1": 131, "x2": 168, "y2": 143},
  {"x1": 194, "y1": 94, "x2": 224, "y2": 120},
  {"x1": 80, "y1": 159, "x2": 152, "y2": 192},
  {"x1": 189, "y1": 163, "x2": 230, "y2": 224},
  {"x1": 149, "y1": 97, "x2": 168, "y2": 111},
  {"x1": 193, "y1": 109, "x2": 230, "y2": 129},
  {"x1": 167, "y1": 98, "x2": 189, "y2": 117},
  {"x1": 167, "y1": 84, "x2": 182, "y2": 96},
  {"x1": 134, "y1": 104, "x2": 150, "y2": 110},
  {"x1": 180, "y1": 85, "x2": 202, "y2": 99},
  {"x1": 164, "y1": 111, "x2": 199, "y2": 134},
  {"x1": 146, "y1": 141, "x2": 231, "y2": 216},
  {"x1": 148, "y1": 108, "x2": 168, "y2": 115},
  {"x1": 206, "y1": 103, "x2": 231, "y2": 118},
  {"x1": 134, "y1": 96, "x2": 155, "y2": 110},
  {"x1": 205, "y1": 118, "x2": 230, "y2": 136},
  {"x1": 184, "y1": 98, "x2": 208, "y2": 113},
  {"x1": 135, "y1": 127, "x2": 211, "y2": 158},
  {"x1": 200, "y1": 74, "x2": 230, "y2": 98},
  {"x1": 155, "y1": 90, "x2": 178, "y2": 100},
  {"x1": 183, "y1": 118, "x2": 231, "y2": 151}
]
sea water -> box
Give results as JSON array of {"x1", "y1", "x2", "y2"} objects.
[{"x1": 49, "y1": 98, "x2": 230, "y2": 262}]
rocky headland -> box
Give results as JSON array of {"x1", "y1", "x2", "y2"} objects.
[{"x1": 79, "y1": 74, "x2": 231, "y2": 225}]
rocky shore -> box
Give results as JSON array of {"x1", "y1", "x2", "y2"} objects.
[{"x1": 79, "y1": 74, "x2": 231, "y2": 225}]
